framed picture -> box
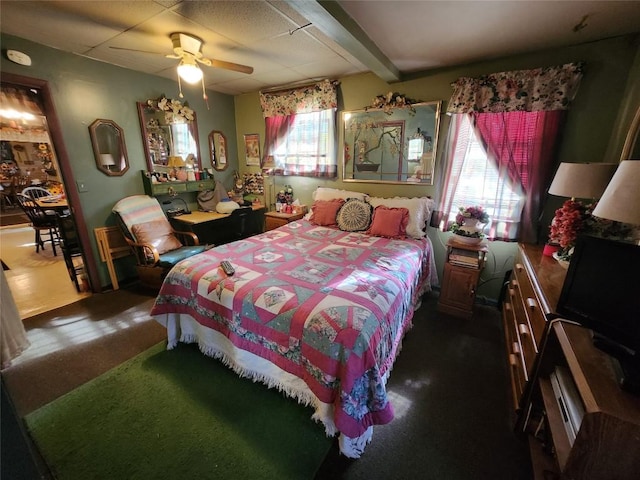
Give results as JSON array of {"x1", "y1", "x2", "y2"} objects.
[{"x1": 244, "y1": 133, "x2": 261, "y2": 166}]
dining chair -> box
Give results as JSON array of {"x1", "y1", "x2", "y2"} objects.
[
  {"x1": 21, "y1": 186, "x2": 53, "y2": 199},
  {"x1": 55, "y1": 213, "x2": 85, "y2": 291},
  {"x1": 16, "y1": 194, "x2": 59, "y2": 255}
]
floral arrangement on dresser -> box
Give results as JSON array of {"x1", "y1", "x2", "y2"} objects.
[
  {"x1": 549, "y1": 199, "x2": 633, "y2": 261},
  {"x1": 147, "y1": 96, "x2": 194, "y2": 124}
]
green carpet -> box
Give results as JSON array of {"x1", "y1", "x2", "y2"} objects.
[{"x1": 25, "y1": 342, "x2": 333, "y2": 479}]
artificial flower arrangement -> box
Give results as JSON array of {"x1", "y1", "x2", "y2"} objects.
[
  {"x1": 450, "y1": 205, "x2": 490, "y2": 238},
  {"x1": 549, "y1": 199, "x2": 632, "y2": 261},
  {"x1": 365, "y1": 91, "x2": 420, "y2": 115},
  {"x1": 147, "y1": 96, "x2": 194, "y2": 124}
]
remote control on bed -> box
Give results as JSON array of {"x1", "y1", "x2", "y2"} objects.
[{"x1": 220, "y1": 260, "x2": 235, "y2": 276}]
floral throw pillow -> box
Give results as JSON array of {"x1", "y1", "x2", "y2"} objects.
[{"x1": 336, "y1": 198, "x2": 373, "y2": 232}]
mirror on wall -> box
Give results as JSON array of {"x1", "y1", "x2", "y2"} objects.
[
  {"x1": 88, "y1": 119, "x2": 129, "y2": 176},
  {"x1": 342, "y1": 101, "x2": 441, "y2": 184},
  {"x1": 137, "y1": 101, "x2": 201, "y2": 172},
  {"x1": 209, "y1": 130, "x2": 229, "y2": 171}
]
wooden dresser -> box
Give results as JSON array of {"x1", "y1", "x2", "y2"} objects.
[{"x1": 502, "y1": 243, "x2": 567, "y2": 411}]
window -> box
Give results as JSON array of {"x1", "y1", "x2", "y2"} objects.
[
  {"x1": 439, "y1": 111, "x2": 563, "y2": 241},
  {"x1": 273, "y1": 109, "x2": 336, "y2": 176},
  {"x1": 443, "y1": 115, "x2": 524, "y2": 238},
  {"x1": 260, "y1": 80, "x2": 338, "y2": 178}
]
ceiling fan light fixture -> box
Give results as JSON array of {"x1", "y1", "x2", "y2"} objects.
[{"x1": 177, "y1": 59, "x2": 203, "y2": 84}]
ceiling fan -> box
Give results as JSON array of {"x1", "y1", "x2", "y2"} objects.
[{"x1": 110, "y1": 32, "x2": 253, "y2": 103}]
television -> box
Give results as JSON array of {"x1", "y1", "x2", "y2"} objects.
[{"x1": 556, "y1": 235, "x2": 640, "y2": 391}]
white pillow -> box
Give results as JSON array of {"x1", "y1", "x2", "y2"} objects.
[
  {"x1": 312, "y1": 187, "x2": 367, "y2": 202},
  {"x1": 216, "y1": 200, "x2": 240, "y2": 214},
  {"x1": 366, "y1": 196, "x2": 434, "y2": 239}
]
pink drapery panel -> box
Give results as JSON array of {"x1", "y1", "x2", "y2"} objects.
[
  {"x1": 263, "y1": 114, "x2": 295, "y2": 170},
  {"x1": 473, "y1": 111, "x2": 566, "y2": 242}
]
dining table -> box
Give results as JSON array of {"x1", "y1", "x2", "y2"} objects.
[{"x1": 36, "y1": 196, "x2": 69, "y2": 213}]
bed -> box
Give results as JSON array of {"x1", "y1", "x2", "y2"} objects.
[{"x1": 151, "y1": 191, "x2": 438, "y2": 457}]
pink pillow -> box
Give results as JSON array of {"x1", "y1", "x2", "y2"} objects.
[
  {"x1": 309, "y1": 199, "x2": 345, "y2": 227},
  {"x1": 367, "y1": 206, "x2": 409, "y2": 239},
  {"x1": 131, "y1": 219, "x2": 182, "y2": 254}
]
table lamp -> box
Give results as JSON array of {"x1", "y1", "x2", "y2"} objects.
[
  {"x1": 100, "y1": 153, "x2": 116, "y2": 171},
  {"x1": 167, "y1": 155, "x2": 187, "y2": 181},
  {"x1": 548, "y1": 162, "x2": 618, "y2": 200},
  {"x1": 592, "y1": 160, "x2": 640, "y2": 244}
]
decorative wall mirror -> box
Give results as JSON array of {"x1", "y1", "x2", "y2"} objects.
[
  {"x1": 342, "y1": 101, "x2": 441, "y2": 184},
  {"x1": 88, "y1": 119, "x2": 129, "y2": 176},
  {"x1": 137, "y1": 99, "x2": 201, "y2": 172},
  {"x1": 209, "y1": 130, "x2": 229, "y2": 171}
]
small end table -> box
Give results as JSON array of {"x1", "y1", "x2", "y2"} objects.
[
  {"x1": 437, "y1": 237, "x2": 488, "y2": 319},
  {"x1": 264, "y1": 210, "x2": 305, "y2": 231}
]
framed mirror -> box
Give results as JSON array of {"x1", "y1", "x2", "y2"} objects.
[
  {"x1": 209, "y1": 130, "x2": 229, "y2": 171},
  {"x1": 137, "y1": 100, "x2": 201, "y2": 172},
  {"x1": 342, "y1": 101, "x2": 441, "y2": 184},
  {"x1": 88, "y1": 119, "x2": 129, "y2": 176}
]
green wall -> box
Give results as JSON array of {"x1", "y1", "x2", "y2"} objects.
[
  {"x1": 0, "y1": 33, "x2": 239, "y2": 288},
  {"x1": 234, "y1": 35, "x2": 639, "y2": 301}
]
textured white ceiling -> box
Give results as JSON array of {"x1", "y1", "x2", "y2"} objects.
[{"x1": 1, "y1": 1, "x2": 639, "y2": 95}]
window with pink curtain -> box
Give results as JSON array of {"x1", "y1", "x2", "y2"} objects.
[
  {"x1": 260, "y1": 80, "x2": 338, "y2": 178},
  {"x1": 437, "y1": 63, "x2": 582, "y2": 242},
  {"x1": 437, "y1": 111, "x2": 565, "y2": 242}
]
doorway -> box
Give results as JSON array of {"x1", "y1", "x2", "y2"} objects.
[{"x1": 1, "y1": 74, "x2": 98, "y2": 318}]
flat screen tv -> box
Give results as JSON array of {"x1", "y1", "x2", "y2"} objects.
[{"x1": 556, "y1": 235, "x2": 640, "y2": 374}]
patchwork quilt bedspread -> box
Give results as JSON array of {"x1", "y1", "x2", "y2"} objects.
[{"x1": 151, "y1": 220, "x2": 435, "y2": 439}]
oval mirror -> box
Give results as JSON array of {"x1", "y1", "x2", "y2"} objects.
[
  {"x1": 209, "y1": 130, "x2": 229, "y2": 171},
  {"x1": 88, "y1": 119, "x2": 129, "y2": 176},
  {"x1": 137, "y1": 100, "x2": 201, "y2": 172}
]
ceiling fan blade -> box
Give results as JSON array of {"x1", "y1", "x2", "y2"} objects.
[{"x1": 200, "y1": 58, "x2": 253, "y2": 75}]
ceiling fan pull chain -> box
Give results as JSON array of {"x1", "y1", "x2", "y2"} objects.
[
  {"x1": 201, "y1": 78, "x2": 209, "y2": 110},
  {"x1": 177, "y1": 74, "x2": 184, "y2": 99}
]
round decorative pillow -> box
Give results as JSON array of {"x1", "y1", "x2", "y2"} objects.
[{"x1": 336, "y1": 198, "x2": 373, "y2": 232}]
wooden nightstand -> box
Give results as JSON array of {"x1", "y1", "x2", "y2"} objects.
[
  {"x1": 437, "y1": 237, "x2": 488, "y2": 319},
  {"x1": 264, "y1": 211, "x2": 305, "y2": 231}
]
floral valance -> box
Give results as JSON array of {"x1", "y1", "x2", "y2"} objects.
[
  {"x1": 447, "y1": 62, "x2": 584, "y2": 114},
  {"x1": 259, "y1": 79, "x2": 338, "y2": 118}
]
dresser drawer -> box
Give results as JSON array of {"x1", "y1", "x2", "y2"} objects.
[
  {"x1": 508, "y1": 282, "x2": 538, "y2": 376},
  {"x1": 513, "y1": 260, "x2": 546, "y2": 347},
  {"x1": 502, "y1": 300, "x2": 525, "y2": 409}
]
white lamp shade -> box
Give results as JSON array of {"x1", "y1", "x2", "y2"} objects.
[
  {"x1": 100, "y1": 153, "x2": 116, "y2": 166},
  {"x1": 548, "y1": 162, "x2": 618, "y2": 199},
  {"x1": 592, "y1": 160, "x2": 640, "y2": 225},
  {"x1": 177, "y1": 61, "x2": 203, "y2": 84}
]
